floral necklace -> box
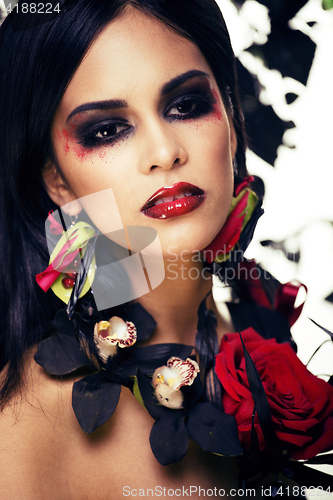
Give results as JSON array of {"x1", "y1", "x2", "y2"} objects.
[
  {"x1": 34, "y1": 287, "x2": 333, "y2": 494},
  {"x1": 35, "y1": 176, "x2": 333, "y2": 494},
  {"x1": 35, "y1": 293, "x2": 243, "y2": 464}
]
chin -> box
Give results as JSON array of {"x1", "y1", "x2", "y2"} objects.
[{"x1": 159, "y1": 228, "x2": 222, "y2": 262}]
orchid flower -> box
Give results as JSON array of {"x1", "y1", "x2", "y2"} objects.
[
  {"x1": 152, "y1": 357, "x2": 199, "y2": 409},
  {"x1": 94, "y1": 316, "x2": 137, "y2": 362}
]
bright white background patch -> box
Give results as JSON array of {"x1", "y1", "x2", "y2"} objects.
[{"x1": 215, "y1": 0, "x2": 333, "y2": 491}]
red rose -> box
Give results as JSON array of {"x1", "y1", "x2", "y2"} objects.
[{"x1": 215, "y1": 328, "x2": 333, "y2": 460}]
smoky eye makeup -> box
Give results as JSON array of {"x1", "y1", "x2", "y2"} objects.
[
  {"x1": 73, "y1": 117, "x2": 132, "y2": 148},
  {"x1": 64, "y1": 75, "x2": 220, "y2": 149},
  {"x1": 165, "y1": 90, "x2": 216, "y2": 120},
  {"x1": 163, "y1": 80, "x2": 218, "y2": 121}
]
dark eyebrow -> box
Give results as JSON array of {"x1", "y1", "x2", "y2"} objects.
[
  {"x1": 67, "y1": 99, "x2": 127, "y2": 122},
  {"x1": 66, "y1": 70, "x2": 209, "y2": 122},
  {"x1": 161, "y1": 70, "x2": 210, "y2": 95}
]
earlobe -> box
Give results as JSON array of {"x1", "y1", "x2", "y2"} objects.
[{"x1": 42, "y1": 163, "x2": 82, "y2": 215}]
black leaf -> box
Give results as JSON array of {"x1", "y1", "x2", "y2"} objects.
[
  {"x1": 247, "y1": 28, "x2": 315, "y2": 85},
  {"x1": 285, "y1": 92, "x2": 299, "y2": 105},
  {"x1": 53, "y1": 309, "x2": 77, "y2": 337},
  {"x1": 186, "y1": 402, "x2": 242, "y2": 456},
  {"x1": 195, "y1": 295, "x2": 222, "y2": 408},
  {"x1": 149, "y1": 415, "x2": 188, "y2": 465},
  {"x1": 256, "y1": 0, "x2": 308, "y2": 26},
  {"x1": 72, "y1": 372, "x2": 121, "y2": 433},
  {"x1": 236, "y1": 59, "x2": 295, "y2": 165},
  {"x1": 34, "y1": 332, "x2": 89, "y2": 375},
  {"x1": 239, "y1": 332, "x2": 283, "y2": 462}
]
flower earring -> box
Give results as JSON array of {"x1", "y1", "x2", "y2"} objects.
[
  {"x1": 36, "y1": 210, "x2": 97, "y2": 305},
  {"x1": 69, "y1": 213, "x2": 78, "y2": 228},
  {"x1": 202, "y1": 175, "x2": 264, "y2": 269}
]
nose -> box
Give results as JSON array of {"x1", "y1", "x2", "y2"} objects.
[{"x1": 139, "y1": 120, "x2": 188, "y2": 174}]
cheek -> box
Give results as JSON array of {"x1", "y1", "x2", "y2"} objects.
[
  {"x1": 211, "y1": 88, "x2": 224, "y2": 122},
  {"x1": 53, "y1": 135, "x2": 137, "y2": 218},
  {"x1": 191, "y1": 119, "x2": 233, "y2": 169},
  {"x1": 52, "y1": 130, "x2": 123, "y2": 199},
  {"x1": 55, "y1": 127, "x2": 94, "y2": 161}
]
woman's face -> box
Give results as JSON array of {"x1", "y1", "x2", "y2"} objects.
[{"x1": 47, "y1": 8, "x2": 236, "y2": 258}]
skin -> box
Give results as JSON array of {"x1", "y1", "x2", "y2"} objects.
[
  {"x1": 0, "y1": 8, "x2": 244, "y2": 499},
  {"x1": 44, "y1": 6, "x2": 237, "y2": 347},
  {"x1": 45, "y1": 8, "x2": 236, "y2": 260}
]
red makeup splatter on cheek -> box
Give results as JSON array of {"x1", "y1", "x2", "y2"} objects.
[
  {"x1": 58, "y1": 127, "x2": 93, "y2": 160},
  {"x1": 72, "y1": 144, "x2": 93, "y2": 160},
  {"x1": 60, "y1": 128, "x2": 71, "y2": 154},
  {"x1": 211, "y1": 88, "x2": 223, "y2": 121}
]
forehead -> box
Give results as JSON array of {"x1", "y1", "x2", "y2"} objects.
[{"x1": 59, "y1": 8, "x2": 213, "y2": 114}]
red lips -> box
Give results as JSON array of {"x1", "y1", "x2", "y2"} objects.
[{"x1": 141, "y1": 182, "x2": 205, "y2": 220}]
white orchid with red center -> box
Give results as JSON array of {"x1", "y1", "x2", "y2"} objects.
[
  {"x1": 152, "y1": 357, "x2": 200, "y2": 409},
  {"x1": 94, "y1": 316, "x2": 137, "y2": 362}
]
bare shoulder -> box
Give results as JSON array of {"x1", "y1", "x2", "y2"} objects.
[{"x1": 0, "y1": 348, "x2": 81, "y2": 499}]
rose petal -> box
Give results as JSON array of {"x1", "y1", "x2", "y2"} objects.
[
  {"x1": 291, "y1": 416, "x2": 333, "y2": 459},
  {"x1": 215, "y1": 327, "x2": 333, "y2": 458}
]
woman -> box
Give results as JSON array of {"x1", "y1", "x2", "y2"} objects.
[{"x1": 1, "y1": 1, "x2": 332, "y2": 498}]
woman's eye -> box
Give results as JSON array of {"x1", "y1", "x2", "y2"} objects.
[
  {"x1": 95, "y1": 123, "x2": 127, "y2": 139},
  {"x1": 166, "y1": 95, "x2": 214, "y2": 120},
  {"x1": 79, "y1": 121, "x2": 130, "y2": 147},
  {"x1": 169, "y1": 101, "x2": 196, "y2": 115}
]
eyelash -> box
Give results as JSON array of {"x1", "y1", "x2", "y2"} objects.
[
  {"x1": 165, "y1": 93, "x2": 215, "y2": 120},
  {"x1": 78, "y1": 121, "x2": 130, "y2": 148},
  {"x1": 78, "y1": 93, "x2": 215, "y2": 148}
]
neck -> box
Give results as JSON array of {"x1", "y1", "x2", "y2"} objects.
[{"x1": 138, "y1": 253, "x2": 213, "y2": 346}]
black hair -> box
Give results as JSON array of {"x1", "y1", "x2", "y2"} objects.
[{"x1": 0, "y1": 0, "x2": 247, "y2": 406}]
